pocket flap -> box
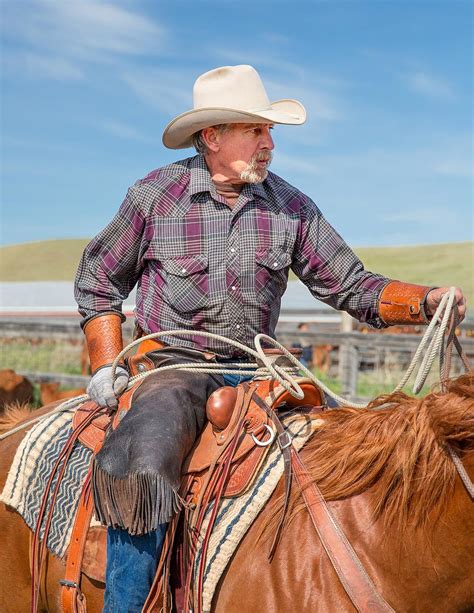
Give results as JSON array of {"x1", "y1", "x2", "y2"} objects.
[
  {"x1": 255, "y1": 248, "x2": 292, "y2": 271},
  {"x1": 161, "y1": 254, "x2": 208, "y2": 277}
]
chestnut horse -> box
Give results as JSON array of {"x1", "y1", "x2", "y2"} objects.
[{"x1": 1, "y1": 375, "x2": 473, "y2": 612}]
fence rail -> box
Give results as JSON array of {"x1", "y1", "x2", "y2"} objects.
[{"x1": 1, "y1": 316, "x2": 472, "y2": 403}]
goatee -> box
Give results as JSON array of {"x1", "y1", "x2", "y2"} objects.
[{"x1": 240, "y1": 150, "x2": 273, "y2": 184}]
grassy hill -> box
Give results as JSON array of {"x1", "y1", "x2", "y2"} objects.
[
  {"x1": 1, "y1": 239, "x2": 473, "y2": 304},
  {"x1": 354, "y1": 242, "x2": 473, "y2": 299},
  {"x1": 0, "y1": 239, "x2": 89, "y2": 282}
]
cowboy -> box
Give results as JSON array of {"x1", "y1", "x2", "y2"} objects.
[{"x1": 74, "y1": 64, "x2": 466, "y2": 611}]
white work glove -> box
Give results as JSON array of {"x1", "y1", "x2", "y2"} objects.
[{"x1": 87, "y1": 365, "x2": 129, "y2": 408}]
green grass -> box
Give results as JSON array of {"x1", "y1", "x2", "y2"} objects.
[
  {"x1": 310, "y1": 367, "x2": 435, "y2": 400},
  {"x1": 0, "y1": 338, "x2": 83, "y2": 375},
  {"x1": 1, "y1": 239, "x2": 472, "y2": 305}
]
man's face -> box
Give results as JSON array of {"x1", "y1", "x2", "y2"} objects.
[{"x1": 206, "y1": 123, "x2": 274, "y2": 184}]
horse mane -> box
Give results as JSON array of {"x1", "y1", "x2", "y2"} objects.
[
  {"x1": 0, "y1": 402, "x2": 34, "y2": 435},
  {"x1": 266, "y1": 373, "x2": 474, "y2": 532}
]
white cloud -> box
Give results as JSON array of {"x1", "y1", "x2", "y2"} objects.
[
  {"x1": 261, "y1": 32, "x2": 291, "y2": 47},
  {"x1": 121, "y1": 69, "x2": 192, "y2": 115},
  {"x1": 5, "y1": 52, "x2": 85, "y2": 81},
  {"x1": 407, "y1": 71, "x2": 455, "y2": 100},
  {"x1": 430, "y1": 136, "x2": 473, "y2": 178},
  {"x1": 265, "y1": 77, "x2": 342, "y2": 123},
  {"x1": 2, "y1": 0, "x2": 166, "y2": 80},
  {"x1": 95, "y1": 120, "x2": 155, "y2": 144},
  {"x1": 46, "y1": 1, "x2": 164, "y2": 57},
  {"x1": 2, "y1": 136, "x2": 76, "y2": 153}
]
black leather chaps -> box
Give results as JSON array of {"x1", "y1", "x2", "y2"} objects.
[{"x1": 92, "y1": 347, "x2": 223, "y2": 534}]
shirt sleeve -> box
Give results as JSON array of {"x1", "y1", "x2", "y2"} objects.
[
  {"x1": 291, "y1": 198, "x2": 390, "y2": 328},
  {"x1": 74, "y1": 186, "x2": 148, "y2": 327}
]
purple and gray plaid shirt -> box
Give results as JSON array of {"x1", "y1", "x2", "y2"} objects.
[{"x1": 75, "y1": 154, "x2": 390, "y2": 357}]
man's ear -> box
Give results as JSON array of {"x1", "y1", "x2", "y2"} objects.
[{"x1": 201, "y1": 127, "x2": 221, "y2": 153}]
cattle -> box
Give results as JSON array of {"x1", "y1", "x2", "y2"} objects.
[
  {"x1": 312, "y1": 344, "x2": 333, "y2": 374},
  {"x1": 40, "y1": 382, "x2": 86, "y2": 406},
  {"x1": 0, "y1": 369, "x2": 34, "y2": 410}
]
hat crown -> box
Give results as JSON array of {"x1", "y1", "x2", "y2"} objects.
[{"x1": 193, "y1": 65, "x2": 270, "y2": 112}]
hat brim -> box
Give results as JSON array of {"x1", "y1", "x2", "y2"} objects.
[{"x1": 162, "y1": 99, "x2": 306, "y2": 149}]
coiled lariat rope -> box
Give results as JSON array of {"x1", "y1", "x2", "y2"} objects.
[
  {"x1": 109, "y1": 286, "x2": 462, "y2": 409},
  {"x1": 0, "y1": 287, "x2": 466, "y2": 441}
]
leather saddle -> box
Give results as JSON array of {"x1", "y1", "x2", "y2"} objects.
[
  {"x1": 183, "y1": 377, "x2": 324, "y2": 497},
  {"x1": 66, "y1": 349, "x2": 324, "y2": 605}
]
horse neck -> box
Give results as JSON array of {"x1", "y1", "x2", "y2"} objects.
[{"x1": 359, "y1": 450, "x2": 474, "y2": 610}]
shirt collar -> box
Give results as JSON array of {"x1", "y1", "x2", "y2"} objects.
[{"x1": 188, "y1": 154, "x2": 269, "y2": 202}]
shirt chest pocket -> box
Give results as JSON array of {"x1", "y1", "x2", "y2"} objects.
[
  {"x1": 160, "y1": 254, "x2": 209, "y2": 312},
  {"x1": 254, "y1": 248, "x2": 292, "y2": 302}
]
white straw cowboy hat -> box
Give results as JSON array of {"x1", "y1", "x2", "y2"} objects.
[{"x1": 162, "y1": 64, "x2": 307, "y2": 149}]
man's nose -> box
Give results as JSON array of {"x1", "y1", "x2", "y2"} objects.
[{"x1": 261, "y1": 128, "x2": 274, "y2": 150}]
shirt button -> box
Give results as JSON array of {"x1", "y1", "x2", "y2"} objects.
[
  {"x1": 181, "y1": 268, "x2": 187, "y2": 273},
  {"x1": 231, "y1": 286, "x2": 237, "y2": 291},
  {"x1": 230, "y1": 248, "x2": 236, "y2": 253},
  {"x1": 236, "y1": 324, "x2": 241, "y2": 329},
  {"x1": 273, "y1": 262, "x2": 279, "y2": 267}
]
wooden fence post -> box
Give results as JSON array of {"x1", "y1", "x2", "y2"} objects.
[{"x1": 338, "y1": 313, "x2": 358, "y2": 400}]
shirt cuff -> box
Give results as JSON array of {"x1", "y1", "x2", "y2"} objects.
[{"x1": 80, "y1": 310, "x2": 126, "y2": 330}]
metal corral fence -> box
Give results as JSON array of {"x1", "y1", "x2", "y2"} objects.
[{"x1": 1, "y1": 313, "x2": 473, "y2": 403}]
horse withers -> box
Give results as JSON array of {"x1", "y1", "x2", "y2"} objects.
[{"x1": 0, "y1": 375, "x2": 473, "y2": 612}]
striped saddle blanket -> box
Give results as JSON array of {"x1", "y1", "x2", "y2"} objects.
[
  {"x1": 0, "y1": 408, "x2": 322, "y2": 609},
  {"x1": 0, "y1": 408, "x2": 94, "y2": 558}
]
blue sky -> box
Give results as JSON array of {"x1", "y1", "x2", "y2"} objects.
[{"x1": 1, "y1": 0, "x2": 472, "y2": 247}]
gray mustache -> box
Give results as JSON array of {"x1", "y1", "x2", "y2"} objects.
[{"x1": 253, "y1": 151, "x2": 273, "y2": 163}]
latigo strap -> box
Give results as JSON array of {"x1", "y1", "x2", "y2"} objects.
[{"x1": 60, "y1": 468, "x2": 94, "y2": 613}]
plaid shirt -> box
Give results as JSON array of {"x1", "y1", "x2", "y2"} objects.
[{"x1": 75, "y1": 154, "x2": 389, "y2": 357}]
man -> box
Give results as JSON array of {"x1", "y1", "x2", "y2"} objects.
[{"x1": 74, "y1": 65, "x2": 466, "y2": 611}]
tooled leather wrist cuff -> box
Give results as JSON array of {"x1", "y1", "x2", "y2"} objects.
[
  {"x1": 378, "y1": 281, "x2": 433, "y2": 325},
  {"x1": 83, "y1": 313, "x2": 124, "y2": 374}
]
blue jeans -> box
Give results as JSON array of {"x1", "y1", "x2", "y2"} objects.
[
  {"x1": 220, "y1": 363, "x2": 255, "y2": 387},
  {"x1": 103, "y1": 525, "x2": 167, "y2": 612},
  {"x1": 104, "y1": 364, "x2": 254, "y2": 611}
]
